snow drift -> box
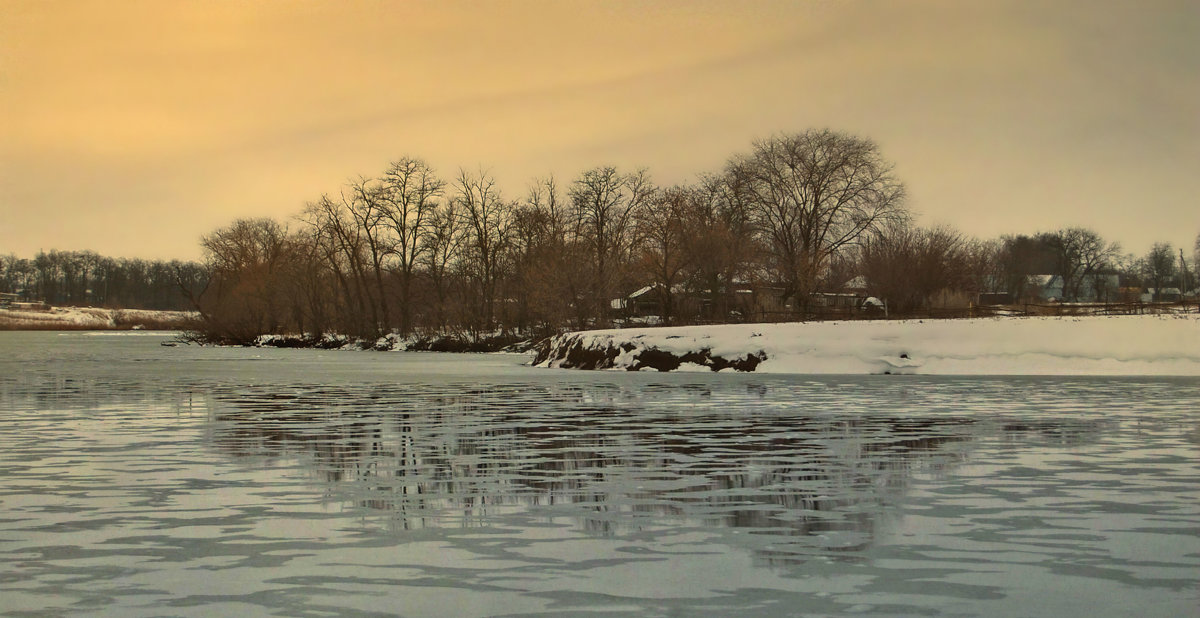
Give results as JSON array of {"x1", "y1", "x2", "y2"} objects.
[
  {"x1": 0, "y1": 307, "x2": 197, "y2": 330},
  {"x1": 532, "y1": 315, "x2": 1200, "y2": 375}
]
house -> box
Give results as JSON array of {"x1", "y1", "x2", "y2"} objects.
[
  {"x1": 804, "y1": 276, "x2": 870, "y2": 313},
  {"x1": 972, "y1": 275, "x2": 1015, "y2": 305},
  {"x1": 809, "y1": 292, "x2": 867, "y2": 310},
  {"x1": 1029, "y1": 274, "x2": 1121, "y2": 302},
  {"x1": 841, "y1": 276, "x2": 869, "y2": 296},
  {"x1": 1141, "y1": 288, "x2": 1182, "y2": 303},
  {"x1": 611, "y1": 284, "x2": 706, "y2": 323},
  {"x1": 610, "y1": 285, "x2": 662, "y2": 316}
]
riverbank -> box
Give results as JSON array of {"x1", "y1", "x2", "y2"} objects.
[
  {"x1": 0, "y1": 306, "x2": 198, "y2": 330},
  {"x1": 532, "y1": 314, "x2": 1200, "y2": 375},
  {"x1": 245, "y1": 331, "x2": 533, "y2": 353}
]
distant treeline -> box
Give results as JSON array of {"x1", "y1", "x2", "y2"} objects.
[
  {"x1": 0, "y1": 250, "x2": 207, "y2": 311},
  {"x1": 185, "y1": 129, "x2": 1198, "y2": 345},
  {"x1": 9, "y1": 130, "x2": 1196, "y2": 344}
]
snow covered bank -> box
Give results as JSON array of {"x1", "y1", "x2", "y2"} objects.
[
  {"x1": 0, "y1": 307, "x2": 198, "y2": 330},
  {"x1": 250, "y1": 331, "x2": 528, "y2": 353},
  {"x1": 532, "y1": 315, "x2": 1200, "y2": 375}
]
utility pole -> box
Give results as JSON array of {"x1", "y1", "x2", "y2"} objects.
[{"x1": 1181, "y1": 248, "x2": 1193, "y2": 309}]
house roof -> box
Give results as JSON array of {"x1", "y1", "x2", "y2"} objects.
[{"x1": 628, "y1": 285, "x2": 655, "y2": 299}]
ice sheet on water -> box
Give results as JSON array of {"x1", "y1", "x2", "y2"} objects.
[{"x1": 2, "y1": 334, "x2": 1200, "y2": 616}]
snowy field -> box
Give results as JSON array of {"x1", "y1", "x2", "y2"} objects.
[
  {"x1": 0, "y1": 306, "x2": 197, "y2": 330},
  {"x1": 536, "y1": 315, "x2": 1200, "y2": 375}
]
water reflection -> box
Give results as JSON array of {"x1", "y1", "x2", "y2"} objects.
[
  {"x1": 203, "y1": 382, "x2": 1065, "y2": 563},
  {"x1": 5, "y1": 336, "x2": 1200, "y2": 616}
]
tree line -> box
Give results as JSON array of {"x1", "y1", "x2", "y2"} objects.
[
  {"x1": 0, "y1": 250, "x2": 207, "y2": 311},
  {"x1": 187, "y1": 129, "x2": 1199, "y2": 345},
  {"x1": 7, "y1": 130, "x2": 1195, "y2": 342}
]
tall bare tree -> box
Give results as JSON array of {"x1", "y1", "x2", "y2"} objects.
[
  {"x1": 684, "y1": 173, "x2": 758, "y2": 320},
  {"x1": 301, "y1": 193, "x2": 378, "y2": 337},
  {"x1": 283, "y1": 228, "x2": 338, "y2": 337},
  {"x1": 728, "y1": 129, "x2": 906, "y2": 313},
  {"x1": 569, "y1": 166, "x2": 654, "y2": 323},
  {"x1": 633, "y1": 185, "x2": 691, "y2": 324},
  {"x1": 380, "y1": 157, "x2": 445, "y2": 334},
  {"x1": 421, "y1": 200, "x2": 465, "y2": 332},
  {"x1": 523, "y1": 175, "x2": 590, "y2": 328},
  {"x1": 454, "y1": 168, "x2": 511, "y2": 333},
  {"x1": 507, "y1": 201, "x2": 560, "y2": 332},
  {"x1": 1143, "y1": 242, "x2": 1176, "y2": 301},
  {"x1": 346, "y1": 176, "x2": 393, "y2": 330},
  {"x1": 1040, "y1": 227, "x2": 1119, "y2": 301}
]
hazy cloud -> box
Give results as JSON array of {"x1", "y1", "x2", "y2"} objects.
[{"x1": 1, "y1": 0, "x2": 1196, "y2": 260}]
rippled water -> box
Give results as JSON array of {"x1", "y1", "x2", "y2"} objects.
[{"x1": 1, "y1": 332, "x2": 1198, "y2": 617}]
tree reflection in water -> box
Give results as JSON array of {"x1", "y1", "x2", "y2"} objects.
[{"x1": 200, "y1": 380, "x2": 1094, "y2": 564}]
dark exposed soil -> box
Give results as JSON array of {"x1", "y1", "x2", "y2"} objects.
[{"x1": 532, "y1": 334, "x2": 766, "y2": 372}]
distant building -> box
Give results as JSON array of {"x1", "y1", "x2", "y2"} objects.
[
  {"x1": 809, "y1": 292, "x2": 867, "y2": 310},
  {"x1": 1028, "y1": 274, "x2": 1120, "y2": 302},
  {"x1": 610, "y1": 285, "x2": 661, "y2": 316},
  {"x1": 1142, "y1": 288, "x2": 1182, "y2": 303},
  {"x1": 841, "y1": 276, "x2": 869, "y2": 295}
]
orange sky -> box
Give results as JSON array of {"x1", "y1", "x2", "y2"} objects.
[{"x1": 2, "y1": 0, "x2": 1197, "y2": 261}]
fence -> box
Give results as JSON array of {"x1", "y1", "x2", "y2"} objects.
[
  {"x1": 1005, "y1": 301, "x2": 1198, "y2": 317},
  {"x1": 653, "y1": 300, "x2": 1198, "y2": 327}
]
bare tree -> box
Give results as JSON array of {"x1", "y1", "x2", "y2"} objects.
[
  {"x1": 1143, "y1": 242, "x2": 1176, "y2": 301},
  {"x1": 421, "y1": 200, "x2": 465, "y2": 332},
  {"x1": 454, "y1": 168, "x2": 511, "y2": 333},
  {"x1": 569, "y1": 166, "x2": 654, "y2": 324},
  {"x1": 301, "y1": 194, "x2": 378, "y2": 337},
  {"x1": 507, "y1": 201, "x2": 561, "y2": 333},
  {"x1": 684, "y1": 173, "x2": 759, "y2": 320},
  {"x1": 346, "y1": 176, "x2": 394, "y2": 331},
  {"x1": 1040, "y1": 227, "x2": 1119, "y2": 301},
  {"x1": 523, "y1": 175, "x2": 590, "y2": 328},
  {"x1": 0, "y1": 254, "x2": 27, "y2": 296},
  {"x1": 728, "y1": 129, "x2": 906, "y2": 314},
  {"x1": 198, "y1": 218, "x2": 296, "y2": 343},
  {"x1": 860, "y1": 221, "x2": 969, "y2": 314},
  {"x1": 281, "y1": 228, "x2": 338, "y2": 337},
  {"x1": 961, "y1": 238, "x2": 1002, "y2": 300},
  {"x1": 633, "y1": 185, "x2": 691, "y2": 324},
  {"x1": 380, "y1": 157, "x2": 445, "y2": 334}
]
